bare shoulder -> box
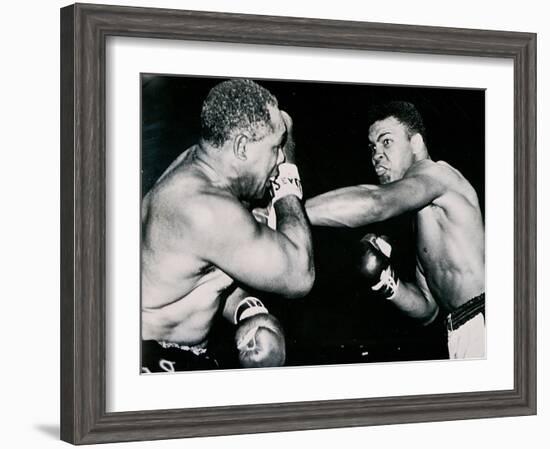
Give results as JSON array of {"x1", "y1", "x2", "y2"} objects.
[
  {"x1": 407, "y1": 159, "x2": 472, "y2": 190},
  {"x1": 432, "y1": 160, "x2": 477, "y2": 193},
  {"x1": 183, "y1": 190, "x2": 251, "y2": 232},
  {"x1": 146, "y1": 169, "x2": 243, "y2": 230},
  {"x1": 405, "y1": 159, "x2": 457, "y2": 182},
  {"x1": 412, "y1": 160, "x2": 481, "y2": 210}
]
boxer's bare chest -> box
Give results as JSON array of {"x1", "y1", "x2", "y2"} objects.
[
  {"x1": 415, "y1": 203, "x2": 448, "y2": 263},
  {"x1": 413, "y1": 191, "x2": 484, "y2": 308}
]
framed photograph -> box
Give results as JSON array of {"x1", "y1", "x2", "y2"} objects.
[{"x1": 60, "y1": 3, "x2": 536, "y2": 444}]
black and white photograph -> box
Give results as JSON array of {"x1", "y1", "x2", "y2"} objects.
[
  {"x1": 140, "y1": 75, "x2": 486, "y2": 373},
  {"x1": 3, "y1": 0, "x2": 544, "y2": 446}
]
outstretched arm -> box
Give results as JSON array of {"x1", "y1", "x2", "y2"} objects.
[
  {"x1": 305, "y1": 161, "x2": 447, "y2": 227},
  {"x1": 305, "y1": 184, "x2": 382, "y2": 227}
]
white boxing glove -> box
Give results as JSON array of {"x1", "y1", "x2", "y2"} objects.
[
  {"x1": 270, "y1": 163, "x2": 302, "y2": 204},
  {"x1": 233, "y1": 297, "x2": 286, "y2": 368}
]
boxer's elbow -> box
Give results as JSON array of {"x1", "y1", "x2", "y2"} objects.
[
  {"x1": 299, "y1": 262, "x2": 316, "y2": 296},
  {"x1": 284, "y1": 280, "x2": 314, "y2": 299},
  {"x1": 284, "y1": 258, "x2": 315, "y2": 298},
  {"x1": 420, "y1": 303, "x2": 439, "y2": 326}
]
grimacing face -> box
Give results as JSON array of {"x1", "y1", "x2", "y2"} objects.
[
  {"x1": 368, "y1": 116, "x2": 416, "y2": 184},
  {"x1": 245, "y1": 105, "x2": 286, "y2": 199}
]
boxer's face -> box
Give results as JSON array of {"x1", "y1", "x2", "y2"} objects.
[
  {"x1": 243, "y1": 105, "x2": 286, "y2": 199},
  {"x1": 368, "y1": 116, "x2": 415, "y2": 184}
]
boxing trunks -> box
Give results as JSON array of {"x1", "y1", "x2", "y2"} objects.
[
  {"x1": 141, "y1": 340, "x2": 219, "y2": 373},
  {"x1": 446, "y1": 293, "x2": 485, "y2": 360}
]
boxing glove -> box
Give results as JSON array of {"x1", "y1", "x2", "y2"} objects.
[
  {"x1": 234, "y1": 297, "x2": 286, "y2": 368},
  {"x1": 270, "y1": 163, "x2": 303, "y2": 204},
  {"x1": 356, "y1": 233, "x2": 400, "y2": 299}
]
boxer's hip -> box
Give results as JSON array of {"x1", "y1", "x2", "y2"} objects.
[
  {"x1": 446, "y1": 292, "x2": 485, "y2": 332},
  {"x1": 446, "y1": 293, "x2": 485, "y2": 359}
]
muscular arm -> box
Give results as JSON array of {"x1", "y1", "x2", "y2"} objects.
[
  {"x1": 391, "y1": 271, "x2": 439, "y2": 325},
  {"x1": 356, "y1": 234, "x2": 439, "y2": 324},
  {"x1": 305, "y1": 161, "x2": 447, "y2": 227},
  {"x1": 189, "y1": 195, "x2": 314, "y2": 298},
  {"x1": 273, "y1": 193, "x2": 314, "y2": 267}
]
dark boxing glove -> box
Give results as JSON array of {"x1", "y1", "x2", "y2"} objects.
[
  {"x1": 356, "y1": 233, "x2": 400, "y2": 299},
  {"x1": 234, "y1": 297, "x2": 286, "y2": 368}
]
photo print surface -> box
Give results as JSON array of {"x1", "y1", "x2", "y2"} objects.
[{"x1": 140, "y1": 74, "x2": 485, "y2": 373}]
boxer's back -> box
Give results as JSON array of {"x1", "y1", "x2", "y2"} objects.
[
  {"x1": 141, "y1": 150, "x2": 234, "y2": 345},
  {"x1": 415, "y1": 161, "x2": 485, "y2": 311}
]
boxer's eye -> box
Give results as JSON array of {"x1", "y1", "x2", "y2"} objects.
[{"x1": 382, "y1": 138, "x2": 392, "y2": 148}]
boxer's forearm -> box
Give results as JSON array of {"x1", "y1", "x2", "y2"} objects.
[
  {"x1": 389, "y1": 280, "x2": 439, "y2": 325},
  {"x1": 305, "y1": 185, "x2": 383, "y2": 227},
  {"x1": 274, "y1": 196, "x2": 312, "y2": 252},
  {"x1": 273, "y1": 195, "x2": 315, "y2": 292}
]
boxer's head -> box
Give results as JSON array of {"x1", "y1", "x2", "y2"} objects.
[
  {"x1": 240, "y1": 104, "x2": 286, "y2": 200},
  {"x1": 367, "y1": 101, "x2": 428, "y2": 184},
  {"x1": 201, "y1": 79, "x2": 285, "y2": 199}
]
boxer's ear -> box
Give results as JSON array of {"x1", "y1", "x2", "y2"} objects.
[
  {"x1": 410, "y1": 133, "x2": 425, "y2": 155},
  {"x1": 234, "y1": 134, "x2": 248, "y2": 161}
]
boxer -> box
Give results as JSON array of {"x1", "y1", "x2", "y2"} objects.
[
  {"x1": 306, "y1": 101, "x2": 485, "y2": 359},
  {"x1": 141, "y1": 79, "x2": 314, "y2": 372}
]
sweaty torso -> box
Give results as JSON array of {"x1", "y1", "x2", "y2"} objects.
[
  {"x1": 414, "y1": 161, "x2": 485, "y2": 312},
  {"x1": 141, "y1": 146, "x2": 235, "y2": 346}
]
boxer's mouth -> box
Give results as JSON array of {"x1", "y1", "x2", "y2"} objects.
[{"x1": 374, "y1": 165, "x2": 387, "y2": 176}]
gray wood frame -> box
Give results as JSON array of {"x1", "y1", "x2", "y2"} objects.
[{"x1": 60, "y1": 3, "x2": 537, "y2": 445}]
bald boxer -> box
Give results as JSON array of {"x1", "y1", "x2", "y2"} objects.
[
  {"x1": 141, "y1": 79, "x2": 314, "y2": 372},
  {"x1": 306, "y1": 101, "x2": 485, "y2": 359}
]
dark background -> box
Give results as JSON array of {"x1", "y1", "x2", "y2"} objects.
[{"x1": 141, "y1": 74, "x2": 485, "y2": 369}]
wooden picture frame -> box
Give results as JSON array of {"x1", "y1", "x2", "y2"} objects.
[{"x1": 60, "y1": 3, "x2": 536, "y2": 444}]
